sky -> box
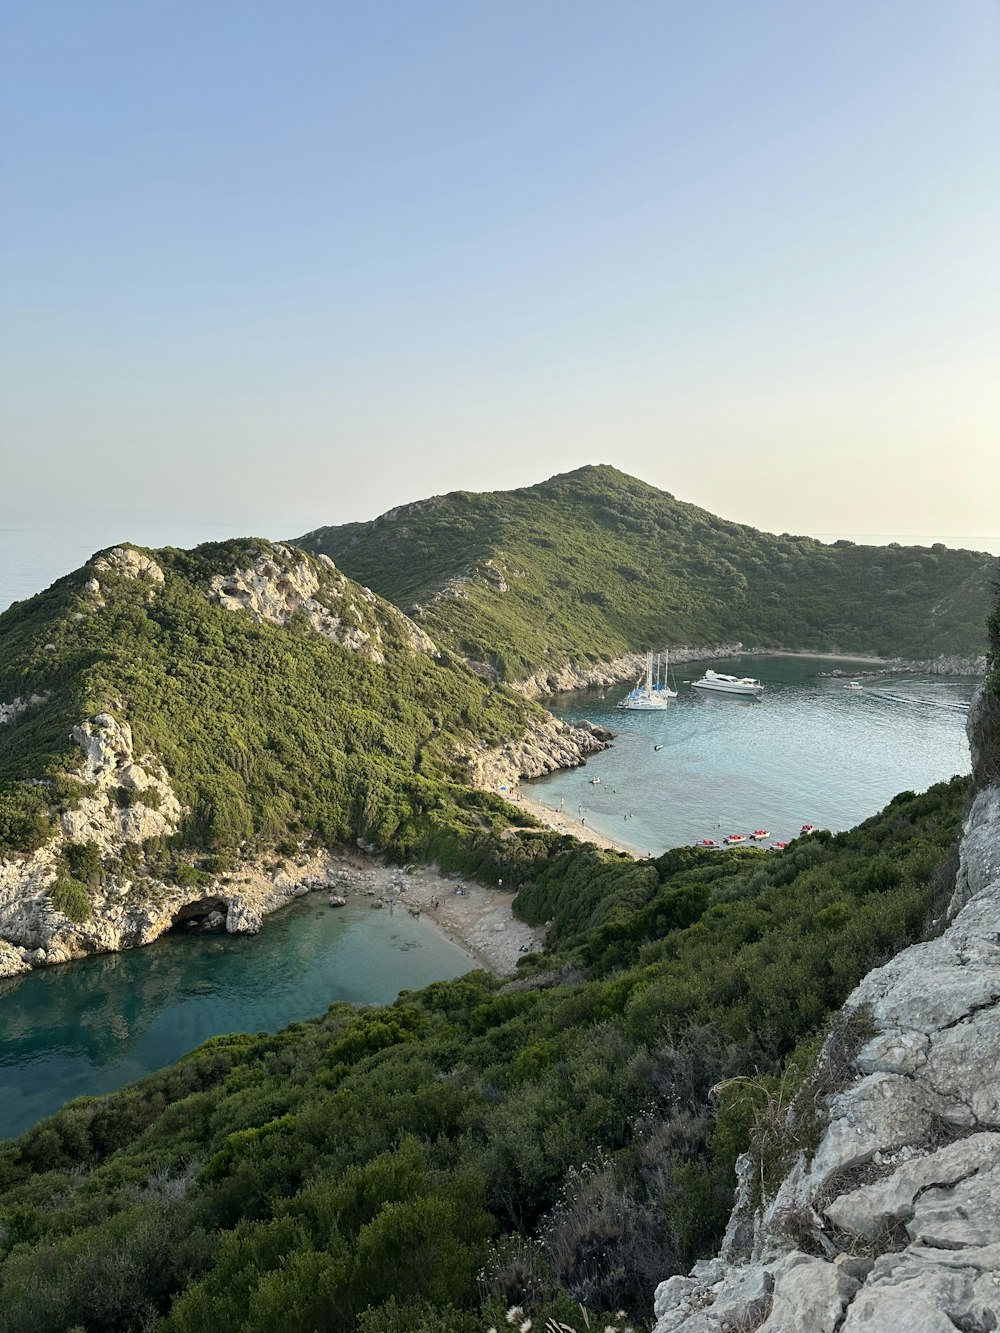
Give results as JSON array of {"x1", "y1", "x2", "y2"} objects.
[{"x1": 2, "y1": 0, "x2": 998, "y2": 581}]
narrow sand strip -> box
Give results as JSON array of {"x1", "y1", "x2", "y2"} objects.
[{"x1": 509, "y1": 790, "x2": 638, "y2": 856}]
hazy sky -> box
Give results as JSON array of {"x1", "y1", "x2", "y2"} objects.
[{"x1": 2, "y1": 0, "x2": 998, "y2": 553}]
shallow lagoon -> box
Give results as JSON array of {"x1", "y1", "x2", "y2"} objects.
[{"x1": 0, "y1": 897, "x2": 474, "y2": 1140}]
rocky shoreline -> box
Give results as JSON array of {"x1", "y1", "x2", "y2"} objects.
[
  {"x1": 1, "y1": 700, "x2": 612, "y2": 979},
  {"x1": 514, "y1": 646, "x2": 987, "y2": 698},
  {"x1": 651, "y1": 691, "x2": 1000, "y2": 1332}
]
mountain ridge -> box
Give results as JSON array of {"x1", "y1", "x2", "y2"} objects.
[{"x1": 297, "y1": 466, "x2": 995, "y2": 683}]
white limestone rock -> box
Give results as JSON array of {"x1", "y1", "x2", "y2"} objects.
[
  {"x1": 826, "y1": 1132, "x2": 1000, "y2": 1240},
  {"x1": 908, "y1": 1163, "x2": 1000, "y2": 1248},
  {"x1": 758, "y1": 1252, "x2": 862, "y2": 1332},
  {"x1": 208, "y1": 545, "x2": 436, "y2": 662},
  {"x1": 93, "y1": 546, "x2": 165, "y2": 585},
  {"x1": 0, "y1": 693, "x2": 47, "y2": 726},
  {"x1": 0, "y1": 939, "x2": 31, "y2": 977},
  {"x1": 456, "y1": 712, "x2": 614, "y2": 790}
]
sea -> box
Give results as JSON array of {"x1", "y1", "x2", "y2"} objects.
[
  {"x1": 0, "y1": 898, "x2": 474, "y2": 1141},
  {"x1": 528, "y1": 656, "x2": 975, "y2": 856}
]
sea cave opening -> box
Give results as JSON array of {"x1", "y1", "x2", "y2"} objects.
[{"x1": 169, "y1": 896, "x2": 229, "y2": 933}]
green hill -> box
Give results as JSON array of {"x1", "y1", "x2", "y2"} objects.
[
  {"x1": 0, "y1": 775, "x2": 974, "y2": 1332},
  {"x1": 0, "y1": 538, "x2": 542, "y2": 883},
  {"x1": 297, "y1": 465, "x2": 994, "y2": 682}
]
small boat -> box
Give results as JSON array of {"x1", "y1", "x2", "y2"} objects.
[
  {"x1": 654, "y1": 743, "x2": 664, "y2": 751},
  {"x1": 692, "y1": 670, "x2": 764, "y2": 697},
  {"x1": 589, "y1": 776, "x2": 601, "y2": 784},
  {"x1": 772, "y1": 841, "x2": 789, "y2": 849},
  {"x1": 800, "y1": 823, "x2": 815, "y2": 835},
  {"x1": 698, "y1": 838, "x2": 720, "y2": 847},
  {"x1": 844, "y1": 681, "x2": 863, "y2": 690},
  {"x1": 723, "y1": 833, "x2": 745, "y2": 844},
  {"x1": 750, "y1": 829, "x2": 770, "y2": 840}
]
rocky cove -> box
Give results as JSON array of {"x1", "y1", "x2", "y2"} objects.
[
  {"x1": 0, "y1": 705, "x2": 610, "y2": 980},
  {"x1": 513, "y1": 646, "x2": 988, "y2": 700}
]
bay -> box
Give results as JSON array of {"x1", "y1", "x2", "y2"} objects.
[
  {"x1": 0, "y1": 896, "x2": 474, "y2": 1141},
  {"x1": 528, "y1": 656, "x2": 975, "y2": 856}
]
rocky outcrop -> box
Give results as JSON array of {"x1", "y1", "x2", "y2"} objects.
[
  {"x1": 0, "y1": 694, "x2": 47, "y2": 726},
  {"x1": 93, "y1": 546, "x2": 165, "y2": 586},
  {"x1": 1, "y1": 844, "x2": 357, "y2": 974},
  {"x1": 652, "y1": 689, "x2": 1000, "y2": 1332},
  {"x1": 0, "y1": 710, "x2": 379, "y2": 972},
  {"x1": 456, "y1": 713, "x2": 614, "y2": 790},
  {"x1": 0, "y1": 712, "x2": 184, "y2": 966},
  {"x1": 209, "y1": 545, "x2": 436, "y2": 663},
  {"x1": 0, "y1": 723, "x2": 366, "y2": 972}
]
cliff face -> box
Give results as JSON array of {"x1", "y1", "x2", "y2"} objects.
[
  {"x1": 0, "y1": 711, "x2": 345, "y2": 977},
  {"x1": 455, "y1": 712, "x2": 614, "y2": 789},
  {"x1": 652, "y1": 694, "x2": 1000, "y2": 1332}
]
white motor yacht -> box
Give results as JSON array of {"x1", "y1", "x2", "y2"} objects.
[{"x1": 691, "y1": 669, "x2": 764, "y2": 697}]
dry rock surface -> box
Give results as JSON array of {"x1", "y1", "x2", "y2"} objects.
[
  {"x1": 652, "y1": 697, "x2": 1000, "y2": 1332},
  {"x1": 93, "y1": 546, "x2": 165, "y2": 586},
  {"x1": 456, "y1": 709, "x2": 615, "y2": 790},
  {"x1": 0, "y1": 693, "x2": 47, "y2": 726},
  {"x1": 208, "y1": 544, "x2": 436, "y2": 662}
]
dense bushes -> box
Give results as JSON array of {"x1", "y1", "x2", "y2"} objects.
[
  {"x1": 0, "y1": 540, "x2": 540, "y2": 858},
  {"x1": 299, "y1": 464, "x2": 995, "y2": 680},
  {"x1": 0, "y1": 777, "x2": 968, "y2": 1332}
]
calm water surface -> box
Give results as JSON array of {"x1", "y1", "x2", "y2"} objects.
[
  {"x1": 529, "y1": 656, "x2": 975, "y2": 855},
  {"x1": 0, "y1": 897, "x2": 474, "y2": 1141}
]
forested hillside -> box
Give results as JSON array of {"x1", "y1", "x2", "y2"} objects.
[
  {"x1": 298, "y1": 465, "x2": 993, "y2": 682},
  {"x1": 0, "y1": 777, "x2": 970, "y2": 1332},
  {"x1": 0, "y1": 539, "x2": 542, "y2": 890}
]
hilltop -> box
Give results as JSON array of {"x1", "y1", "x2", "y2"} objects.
[
  {"x1": 297, "y1": 465, "x2": 994, "y2": 685},
  {"x1": 0, "y1": 539, "x2": 603, "y2": 973}
]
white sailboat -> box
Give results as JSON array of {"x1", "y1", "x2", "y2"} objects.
[{"x1": 617, "y1": 651, "x2": 676, "y2": 710}]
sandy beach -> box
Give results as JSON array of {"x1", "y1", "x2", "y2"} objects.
[
  {"x1": 317, "y1": 802, "x2": 635, "y2": 978},
  {"x1": 512, "y1": 790, "x2": 639, "y2": 856},
  {"x1": 318, "y1": 850, "x2": 548, "y2": 975}
]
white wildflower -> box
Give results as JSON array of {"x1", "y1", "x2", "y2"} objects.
[
  {"x1": 506, "y1": 1309, "x2": 523, "y2": 1327},
  {"x1": 519, "y1": 1321, "x2": 532, "y2": 1333}
]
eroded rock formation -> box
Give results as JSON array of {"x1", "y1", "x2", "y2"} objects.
[
  {"x1": 456, "y1": 712, "x2": 615, "y2": 790},
  {"x1": 208, "y1": 545, "x2": 436, "y2": 662}
]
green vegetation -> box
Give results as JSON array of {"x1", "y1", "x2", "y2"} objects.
[
  {"x1": 0, "y1": 539, "x2": 542, "y2": 862},
  {"x1": 0, "y1": 776, "x2": 968, "y2": 1332},
  {"x1": 0, "y1": 515, "x2": 993, "y2": 1331},
  {"x1": 298, "y1": 465, "x2": 995, "y2": 681}
]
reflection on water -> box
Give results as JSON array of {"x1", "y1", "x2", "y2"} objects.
[
  {"x1": 530, "y1": 657, "x2": 975, "y2": 856},
  {"x1": 0, "y1": 898, "x2": 474, "y2": 1141}
]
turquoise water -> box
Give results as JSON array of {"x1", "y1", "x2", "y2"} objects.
[
  {"x1": 529, "y1": 657, "x2": 975, "y2": 856},
  {"x1": 0, "y1": 897, "x2": 474, "y2": 1141}
]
